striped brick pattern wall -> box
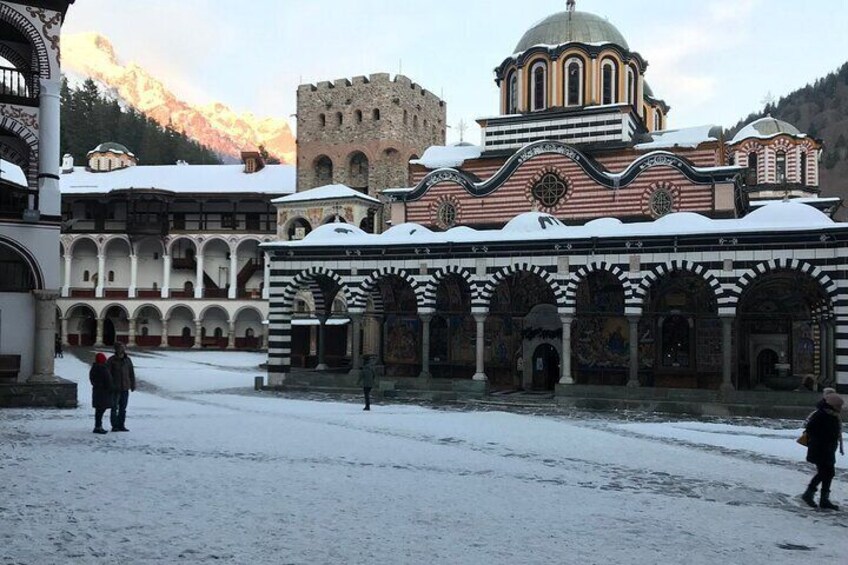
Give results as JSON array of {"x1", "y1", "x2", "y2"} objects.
[{"x1": 407, "y1": 150, "x2": 719, "y2": 227}]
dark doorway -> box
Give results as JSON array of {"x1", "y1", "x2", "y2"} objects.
[
  {"x1": 757, "y1": 349, "x2": 779, "y2": 381},
  {"x1": 531, "y1": 344, "x2": 560, "y2": 391},
  {"x1": 104, "y1": 318, "x2": 116, "y2": 346}
]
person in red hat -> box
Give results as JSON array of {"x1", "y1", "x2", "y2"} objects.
[
  {"x1": 89, "y1": 352, "x2": 112, "y2": 434},
  {"x1": 802, "y1": 392, "x2": 845, "y2": 510}
]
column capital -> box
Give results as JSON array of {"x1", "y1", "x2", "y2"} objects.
[
  {"x1": 473, "y1": 312, "x2": 488, "y2": 323},
  {"x1": 627, "y1": 314, "x2": 641, "y2": 324},
  {"x1": 419, "y1": 312, "x2": 434, "y2": 323},
  {"x1": 559, "y1": 314, "x2": 574, "y2": 325}
]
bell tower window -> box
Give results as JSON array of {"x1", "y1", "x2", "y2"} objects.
[
  {"x1": 506, "y1": 71, "x2": 518, "y2": 113},
  {"x1": 565, "y1": 59, "x2": 583, "y2": 106},
  {"x1": 747, "y1": 152, "x2": 759, "y2": 185},
  {"x1": 627, "y1": 67, "x2": 636, "y2": 107},
  {"x1": 800, "y1": 152, "x2": 808, "y2": 185},
  {"x1": 531, "y1": 62, "x2": 547, "y2": 112},
  {"x1": 776, "y1": 151, "x2": 787, "y2": 184}
]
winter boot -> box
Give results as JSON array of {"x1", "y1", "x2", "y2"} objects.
[
  {"x1": 820, "y1": 492, "x2": 839, "y2": 511},
  {"x1": 93, "y1": 427, "x2": 108, "y2": 435},
  {"x1": 801, "y1": 485, "x2": 818, "y2": 508}
]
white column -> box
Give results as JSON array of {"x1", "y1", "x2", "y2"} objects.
[
  {"x1": 36, "y1": 79, "x2": 61, "y2": 216},
  {"x1": 195, "y1": 252, "x2": 204, "y2": 299},
  {"x1": 349, "y1": 313, "x2": 363, "y2": 378},
  {"x1": 161, "y1": 254, "x2": 171, "y2": 298},
  {"x1": 62, "y1": 255, "x2": 71, "y2": 297},
  {"x1": 193, "y1": 320, "x2": 202, "y2": 349},
  {"x1": 559, "y1": 314, "x2": 574, "y2": 385},
  {"x1": 127, "y1": 318, "x2": 137, "y2": 348},
  {"x1": 627, "y1": 316, "x2": 640, "y2": 387},
  {"x1": 262, "y1": 253, "x2": 270, "y2": 300},
  {"x1": 129, "y1": 254, "x2": 138, "y2": 298},
  {"x1": 95, "y1": 317, "x2": 105, "y2": 347},
  {"x1": 419, "y1": 312, "x2": 432, "y2": 380},
  {"x1": 316, "y1": 318, "x2": 328, "y2": 370},
  {"x1": 60, "y1": 317, "x2": 69, "y2": 346},
  {"x1": 95, "y1": 253, "x2": 105, "y2": 298},
  {"x1": 227, "y1": 321, "x2": 236, "y2": 349},
  {"x1": 473, "y1": 312, "x2": 488, "y2": 381},
  {"x1": 161, "y1": 318, "x2": 169, "y2": 348},
  {"x1": 29, "y1": 291, "x2": 59, "y2": 382},
  {"x1": 228, "y1": 250, "x2": 237, "y2": 300},
  {"x1": 720, "y1": 315, "x2": 735, "y2": 392}
]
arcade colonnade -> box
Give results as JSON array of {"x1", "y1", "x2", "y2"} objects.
[{"x1": 267, "y1": 251, "x2": 845, "y2": 393}]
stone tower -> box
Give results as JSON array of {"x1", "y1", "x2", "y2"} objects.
[{"x1": 296, "y1": 73, "x2": 447, "y2": 195}]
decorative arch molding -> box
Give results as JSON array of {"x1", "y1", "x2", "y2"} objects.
[
  {"x1": 233, "y1": 305, "x2": 265, "y2": 321},
  {"x1": 100, "y1": 302, "x2": 131, "y2": 320},
  {"x1": 0, "y1": 3, "x2": 53, "y2": 79},
  {"x1": 0, "y1": 233, "x2": 44, "y2": 289},
  {"x1": 62, "y1": 302, "x2": 97, "y2": 319},
  {"x1": 199, "y1": 304, "x2": 231, "y2": 322},
  {"x1": 480, "y1": 263, "x2": 565, "y2": 310},
  {"x1": 66, "y1": 235, "x2": 101, "y2": 255},
  {"x1": 563, "y1": 261, "x2": 632, "y2": 307},
  {"x1": 398, "y1": 140, "x2": 742, "y2": 202},
  {"x1": 729, "y1": 258, "x2": 838, "y2": 312},
  {"x1": 131, "y1": 303, "x2": 164, "y2": 321},
  {"x1": 0, "y1": 111, "x2": 39, "y2": 190},
  {"x1": 0, "y1": 136, "x2": 28, "y2": 167},
  {"x1": 281, "y1": 266, "x2": 347, "y2": 318},
  {"x1": 199, "y1": 235, "x2": 233, "y2": 254},
  {"x1": 102, "y1": 235, "x2": 132, "y2": 254},
  {"x1": 165, "y1": 304, "x2": 198, "y2": 321},
  {"x1": 632, "y1": 260, "x2": 725, "y2": 310},
  {"x1": 165, "y1": 235, "x2": 199, "y2": 255},
  {"x1": 422, "y1": 266, "x2": 478, "y2": 309},
  {"x1": 0, "y1": 42, "x2": 30, "y2": 72},
  {"x1": 352, "y1": 267, "x2": 424, "y2": 311},
  {"x1": 495, "y1": 42, "x2": 647, "y2": 81}
]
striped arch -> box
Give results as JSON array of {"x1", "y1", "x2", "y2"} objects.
[
  {"x1": 729, "y1": 258, "x2": 837, "y2": 315},
  {"x1": 351, "y1": 267, "x2": 425, "y2": 312},
  {"x1": 632, "y1": 260, "x2": 724, "y2": 311},
  {"x1": 563, "y1": 261, "x2": 632, "y2": 308},
  {"x1": 281, "y1": 266, "x2": 346, "y2": 318},
  {"x1": 423, "y1": 266, "x2": 478, "y2": 310},
  {"x1": 480, "y1": 263, "x2": 565, "y2": 310}
]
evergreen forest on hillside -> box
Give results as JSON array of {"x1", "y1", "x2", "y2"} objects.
[
  {"x1": 60, "y1": 78, "x2": 222, "y2": 166},
  {"x1": 727, "y1": 62, "x2": 848, "y2": 204}
]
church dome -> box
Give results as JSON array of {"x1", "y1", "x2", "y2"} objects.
[
  {"x1": 730, "y1": 116, "x2": 803, "y2": 145},
  {"x1": 515, "y1": 11, "x2": 629, "y2": 53}
]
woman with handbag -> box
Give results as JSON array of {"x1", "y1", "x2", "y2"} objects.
[{"x1": 801, "y1": 392, "x2": 844, "y2": 510}]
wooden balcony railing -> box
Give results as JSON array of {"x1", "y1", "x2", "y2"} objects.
[{"x1": 0, "y1": 66, "x2": 38, "y2": 105}]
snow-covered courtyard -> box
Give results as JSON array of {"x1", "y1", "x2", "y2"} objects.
[{"x1": 2, "y1": 350, "x2": 848, "y2": 564}]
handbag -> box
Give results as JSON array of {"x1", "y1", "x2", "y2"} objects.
[{"x1": 796, "y1": 431, "x2": 809, "y2": 447}]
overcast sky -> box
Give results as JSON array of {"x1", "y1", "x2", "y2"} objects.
[{"x1": 63, "y1": 0, "x2": 848, "y2": 144}]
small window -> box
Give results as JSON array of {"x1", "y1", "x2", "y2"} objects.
[
  {"x1": 182, "y1": 327, "x2": 191, "y2": 338},
  {"x1": 152, "y1": 282, "x2": 158, "y2": 290},
  {"x1": 532, "y1": 173, "x2": 569, "y2": 209},
  {"x1": 801, "y1": 152, "x2": 808, "y2": 185},
  {"x1": 413, "y1": 115, "x2": 418, "y2": 130},
  {"x1": 153, "y1": 252, "x2": 159, "y2": 260},
  {"x1": 627, "y1": 67, "x2": 636, "y2": 106},
  {"x1": 372, "y1": 109, "x2": 380, "y2": 121},
  {"x1": 355, "y1": 110, "x2": 363, "y2": 123},
  {"x1": 173, "y1": 213, "x2": 186, "y2": 230},
  {"x1": 403, "y1": 109, "x2": 408, "y2": 124},
  {"x1": 566, "y1": 60, "x2": 582, "y2": 106},
  {"x1": 318, "y1": 114, "x2": 326, "y2": 127},
  {"x1": 602, "y1": 60, "x2": 617, "y2": 105},
  {"x1": 83, "y1": 270, "x2": 90, "y2": 282},
  {"x1": 776, "y1": 150, "x2": 787, "y2": 183},
  {"x1": 747, "y1": 152, "x2": 759, "y2": 185},
  {"x1": 436, "y1": 201, "x2": 457, "y2": 230},
  {"x1": 108, "y1": 271, "x2": 114, "y2": 282},
  {"x1": 507, "y1": 71, "x2": 519, "y2": 113},
  {"x1": 335, "y1": 112, "x2": 343, "y2": 126},
  {"x1": 141, "y1": 326, "x2": 149, "y2": 337},
  {"x1": 246, "y1": 328, "x2": 255, "y2": 338},
  {"x1": 184, "y1": 281, "x2": 194, "y2": 293},
  {"x1": 221, "y1": 213, "x2": 236, "y2": 229},
  {"x1": 214, "y1": 327, "x2": 223, "y2": 339},
  {"x1": 531, "y1": 62, "x2": 547, "y2": 111},
  {"x1": 649, "y1": 188, "x2": 674, "y2": 217}
]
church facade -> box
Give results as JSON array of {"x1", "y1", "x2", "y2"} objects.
[{"x1": 266, "y1": 4, "x2": 848, "y2": 396}]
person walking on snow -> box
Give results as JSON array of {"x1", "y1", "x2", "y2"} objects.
[
  {"x1": 358, "y1": 356, "x2": 377, "y2": 411},
  {"x1": 802, "y1": 392, "x2": 844, "y2": 510},
  {"x1": 89, "y1": 352, "x2": 111, "y2": 434},
  {"x1": 819, "y1": 387, "x2": 844, "y2": 456},
  {"x1": 107, "y1": 342, "x2": 135, "y2": 432}
]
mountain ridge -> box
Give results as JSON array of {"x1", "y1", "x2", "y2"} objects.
[{"x1": 62, "y1": 32, "x2": 296, "y2": 164}]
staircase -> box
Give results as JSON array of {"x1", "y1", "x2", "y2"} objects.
[{"x1": 237, "y1": 258, "x2": 261, "y2": 288}]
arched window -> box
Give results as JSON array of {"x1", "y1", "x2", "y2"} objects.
[
  {"x1": 335, "y1": 112, "x2": 343, "y2": 126},
  {"x1": 565, "y1": 58, "x2": 583, "y2": 107},
  {"x1": 83, "y1": 270, "x2": 90, "y2": 282},
  {"x1": 372, "y1": 108, "x2": 380, "y2": 121},
  {"x1": 0, "y1": 244, "x2": 36, "y2": 292},
  {"x1": 800, "y1": 152, "x2": 808, "y2": 185},
  {"x1": 776, "y1": 150, "x2": 787, "y2": 183},
  {"x1": 355, "y1": 110, "x2": 363, "y2": 123},
  {"x1": 403, "y1": 109, "x2": 408, "y2": 124},
  {"x1": 747, "y1": 152, "x2": 759, "y2": 185},
  {"x1": 530, "y1": 61, "x2": 547, "y2": 111},
  {"x1": 601, "y1": 60, "x2": 617, "y2": 105},
  {"x1": 315, "y1": 156, "x2": 333, "y2": 185},
  {"x1": 627, "y1": 67, "x2": 636, "y2": 106},
  {"x1": 214, "y1": 327, "x2": 223, "y2": 339},
  {"x1": 413, "y1": 115, "x2": 419, "y2": 130},
  {"x1": 349, "y1": 152, "x2": 369, "y2": 190},
  {"x1": 181, "y1": 327, "x2": 191, "y2": 338},
  {"x1": 108, "y1": 271, "x2": 114, "y2": 282},
  {"x1": 184, "y1": 280, "x2": 194, "y2": 293},
  {"x1": 653, "y1": 111, "x2": 662, "y2": 131},
  {"x1": 506, "y1": 70, "x2": 519, "y2": 113},
  {"x1": 246, "y1": 328, "x2": 255, "y2": 338},
  {"x1": 318, "y1": 114, "x2": 326, "y2": 127}
]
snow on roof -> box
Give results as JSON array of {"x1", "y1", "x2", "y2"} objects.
[
  {"x1": 266, "y1": 201, "x2": 841, "y2": 250},
  {"x1": 0, "y1": 158, "x2": 28, "y2": 188},
  {"x1": 410, "y1": 144, "x2": 483, "y2": 170},
  {"x1": 60, "y1": 164, "x2": 296, "y2": 195},
  {"x1": 730, "y1": 116, "x2": 805, "y2": 145},
  {"x1": 749, "y1": 197, "x2": 841, "y2": 208},
  {"x1": 635, "y1": 125, "x2": 721, "y2": 151},
  {"x1": 88, "y1": 141, "x2": 135, "y2": 157},
  {"x1": 271, "y1": 184, "x2": 380, "y2": 205}
]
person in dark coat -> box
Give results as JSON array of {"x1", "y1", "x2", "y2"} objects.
[
  {"x1": 358, "y1": 356, "x2": 377, "y2": 411},
  {"x1": 802, "y1": 392, "x2": 844, "y2": 510},
  {"x1": 107, "y1": 342, "x2": 136, "y2": 432},
  {"x1": 89, "y1": 353, "x2": 111, "y2": 434}
]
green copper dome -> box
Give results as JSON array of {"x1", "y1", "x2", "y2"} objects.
[{"x1": 515, "y1": 11, "x2": 629, "y2": 53}]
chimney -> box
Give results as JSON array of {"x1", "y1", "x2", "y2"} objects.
[
  {"x1": 61, "y1": 154, "x2": 74, "y2": 173},
  {"x1": 240, "y1": 150, "x2": 265, "y2": 174}
]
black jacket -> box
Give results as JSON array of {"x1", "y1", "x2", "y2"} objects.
[
  {"x1": 89, "y1": 364, "x2": 112, "y2": 409},
  {"x1": 806, "y1": 400, "x2": 841, "y2": 465}
]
